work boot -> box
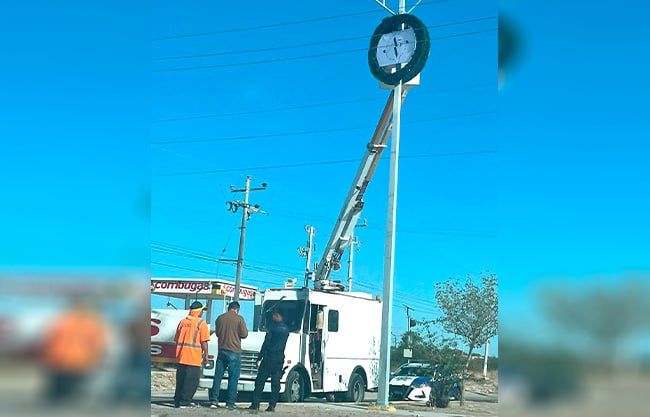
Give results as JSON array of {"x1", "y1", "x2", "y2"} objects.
[{"x1": 265, "y1": 405, "x2": 275, "y2": 412}]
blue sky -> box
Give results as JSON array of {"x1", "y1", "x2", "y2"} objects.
[{"x1": 150, "y1": 0, "x2": 498, "y2": 351}]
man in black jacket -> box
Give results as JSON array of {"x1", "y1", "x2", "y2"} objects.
[{"x1": 248, "y1": 309, "x2": 290, "y2": 412}]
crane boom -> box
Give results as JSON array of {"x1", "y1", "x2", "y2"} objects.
[{"x1": 313, "y1": 89, "x2": 406, "y2": 290}]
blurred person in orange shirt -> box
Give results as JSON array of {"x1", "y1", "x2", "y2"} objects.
[
  {"x1": 39, "y1": 297, "x2": 108, "y2": 404},
  {"x1": 173, "y1": 300, "x2": 209, "y2": 408}
]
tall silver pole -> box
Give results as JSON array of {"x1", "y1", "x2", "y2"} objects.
[
  {"x1": 303, "y1": 225, "x2": 315, "y2": 288},
  {"x1": 377, "y1": 24, "x2": 405, "y2": 410},
  {"x1": 233, "y1": 175, "x2": 251, "y2": 302},
  {"x1": 347, "y1": 230, "x2": 355, "y2": 292}
]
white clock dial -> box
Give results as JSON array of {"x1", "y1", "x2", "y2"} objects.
[{"x1": 376, "y1": 27, "x2": 416, "y2": 68}]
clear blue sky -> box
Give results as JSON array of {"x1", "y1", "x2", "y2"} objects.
[{"x1": 150, "y1": 0, "x2": 498, "y2": 351}]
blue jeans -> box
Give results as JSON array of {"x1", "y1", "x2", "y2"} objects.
[{"x1": 208, "y1": 349, "x2": 241, "y2": 406}]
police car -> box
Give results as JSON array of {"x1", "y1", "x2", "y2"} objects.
[
  {"x1": 388, "y1": 361, "x2": 435, "y2": 401},
  {"x1": 389, "y1": 361, "x2": 461, "y2": 402}
]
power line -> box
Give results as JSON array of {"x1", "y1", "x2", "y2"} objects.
[
  {"x1": 152, "y1": 0, "x2": 448, "y2": 41},
  {"x1": 153, "y1": 47, "x2": 365, "y2": 73},
  {"x1": 153, "y1": 241, "x2": 305, "y2": 276},
  {"x1": 152, "y1": 261, "x2": 217, "y2": 276},
  {"x1": 153, "y1": 243, "x2": 458, "y2": 315},
  {"x1": 151, "y1": 83, "x2": 491, "y2": 124},
  {"x1": 151, "y1": 108, "x2": 495, "y2": 146},
  {"x1": 152, "y1": 97, "x2": 378, "y2": 124},
  {"x1": 153, "y1": 148, "x2": 497, "y2": 177},
  {"x1": 352, "y1": 280, "x2": 440, "y2": 317},
  {"x1": 153, "y1": 16, "x2": 496, "y2": 61},
  {"x1": 152, "y1": 261, "x2": 281, "y2": 288},
  {"x1": 153, "y1": 235, "x2": 457, "y2": 316},
  {"x1": 155, "y1": 35, "x2": 369, "y2": 61},
  {"x1": 153, "y1": 28, "x2": 496, "y2": 73}
]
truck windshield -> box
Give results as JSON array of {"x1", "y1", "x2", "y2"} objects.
[{"x1": 260, "y1": 300, "x2": 306, "y2": 333}]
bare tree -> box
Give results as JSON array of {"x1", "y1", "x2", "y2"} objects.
[{"x1": 434, "y1": 271, "x2": 498, "y2": 405}]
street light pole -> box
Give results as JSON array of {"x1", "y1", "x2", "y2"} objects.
[{"x1": 377, "y1": 0, "x2": 407, "y2": 408}]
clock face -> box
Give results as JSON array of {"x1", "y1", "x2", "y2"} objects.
[
  {"x1": 376, "y1": 28, "x2": 416, "y2": 68},
  {"x1": 368, "y1": 13, "x2": 430, "y2": 86}
]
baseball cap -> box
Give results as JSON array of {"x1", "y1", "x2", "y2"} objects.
[{"x1": 190, "y1": 301, "x2": 206, "y2": 311}]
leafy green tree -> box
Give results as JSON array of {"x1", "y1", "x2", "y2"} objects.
[{"x1": 434, "y1": 271, "x2": 498, "y2": 405}]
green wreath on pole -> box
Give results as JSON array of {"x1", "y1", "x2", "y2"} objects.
[{"x1": 368, "y1": 13, "x2": 430, "y2": 86}]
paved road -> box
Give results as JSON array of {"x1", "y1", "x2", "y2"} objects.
[
  {"x1": 152, "y1": 389, "x2": 497, "y2": 417},
  {"x1": 152, "y1": 390, "x2": 496, "y2": 404}
]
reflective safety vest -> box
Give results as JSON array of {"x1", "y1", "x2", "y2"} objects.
[{"x1": 175, "y1": 315, "x2": 209, "y2": 366}]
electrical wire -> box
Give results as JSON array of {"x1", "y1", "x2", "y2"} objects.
[
  {"x1": 153, "y1": 241, "x2": 450, "y2": 318},
  {"x1": 153, "y1": 28, "x2": 496, "y2": 73},
  {"x1": 151, "y1": 82, "x2": 491, "y2": 124},
  {"x1": 153, "y1": 148, "x2": 497, "y2": 177},
  {"x1": 152, "y1": 0, "x2": 448, "y2": 41},
  {"x1": 153, "y1": 16, "x2": 496, "y2": 61}
]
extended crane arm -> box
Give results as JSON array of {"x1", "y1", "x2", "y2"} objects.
[{"x1": 313, "y1": 89, "x2": 407, "y2": 289}]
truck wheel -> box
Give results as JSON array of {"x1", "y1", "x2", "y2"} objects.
[
  {"x1": 344, "y1": 373, "x2": 365, "y2": 403},
  {"x1": 281, "y1": 370, "x2": 305, "y2": 403}
]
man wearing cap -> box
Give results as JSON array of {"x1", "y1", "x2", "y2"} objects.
[
  {"x1": 248, "y1": 309, "x2": 289, "y2": 412},
  {"x1": 173, "y1": 301, "x2": 209, "y2": 408},
  {"x1": 208, "y1": 301, "x2": 248, "y2": 410}
]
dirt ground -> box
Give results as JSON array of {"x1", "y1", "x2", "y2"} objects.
[{"x1": 151, "y1": 367, "x2": 498, "y2": 417}]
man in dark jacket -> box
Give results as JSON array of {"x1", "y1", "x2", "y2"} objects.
[{"x1": 248, "y1": 309, "x2": 290, "y2": 412}]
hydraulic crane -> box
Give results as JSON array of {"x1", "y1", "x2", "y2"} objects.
[{"x1": 311, "y1": 89, "x2": 407, "y2": 290}]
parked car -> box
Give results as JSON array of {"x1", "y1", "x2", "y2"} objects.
[
  {"x1": 389, "y1": 361, "x2": 434, "y2": 401},
  {"x1": 389, "y1": 361, "x2": 461, "y2": 406}
]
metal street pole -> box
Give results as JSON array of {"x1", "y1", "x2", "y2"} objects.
[
  {"x1": 233, "y1": 176, "x2": 251, "y2": 302},
  {"x1": 303, "y1": 225, "x2": 315, "y2": 288},
  {"x1": 377, "y1": 0, "x2": 406, "y2": 407},
  {"x1": 347, "y1": 230, "x2": 355, "y2": 292},
  {"x1": 403, "y1": 304, "x2": 413, "y2": 347},
  {"x1": 347, "y1": 219, "x2": 366, "y2": 292}
]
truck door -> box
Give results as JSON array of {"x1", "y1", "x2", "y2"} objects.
[{"x1": 308, "y1": 304, "x2": 325, "y2": 390}]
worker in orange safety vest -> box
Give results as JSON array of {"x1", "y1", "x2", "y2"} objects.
[{"x1": 173, "y1": 300, "x2": 210, "y2": 408}]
